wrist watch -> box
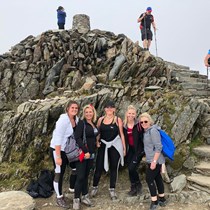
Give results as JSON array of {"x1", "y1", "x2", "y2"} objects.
[{"x1": 153, "y1": 160, "x2": 157, "y2": 163}]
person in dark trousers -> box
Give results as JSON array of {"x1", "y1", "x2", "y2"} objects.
[
  {"x1": 137, "y1": 7, "x2": 156, "y2": 51},
  {"x1": 139, "y1": 112, "x2": 167, "y2": 210},
  {"x1": 90, "y1": 100, "x2": 126, "y2": 200},
  {"x1": 123, "y1": 105, "x2": 144, "y2": 196},
  {"x1": 57, "y1": 6, "x2": 66, "y2": 29},
  {"x1": 50, "y1": 100, "x2": 79, "y2": 208},
  {"x1": 73, "y1": 104, "x2": 98, "y2": 210}
]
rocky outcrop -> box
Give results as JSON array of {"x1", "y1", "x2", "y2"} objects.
[
  {"x1": 0, "y1": 191, "x2": 35, "y2": 210},
  {"x1": 0, "y1": 14, "x2": 210, "y2": 196}
]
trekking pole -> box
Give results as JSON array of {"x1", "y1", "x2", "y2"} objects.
[
  {"x1": 154, "y1": 30, "x2": 158, "y2": 57},
  {"x1": 207, "y1": 66, "x2": 209, "y2": 89}
]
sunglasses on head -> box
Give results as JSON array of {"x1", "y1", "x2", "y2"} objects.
[{"x1": 140, "y1": 120, "x2": 148, "y2": 124}]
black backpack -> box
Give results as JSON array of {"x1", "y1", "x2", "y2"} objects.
[
  {"x1": 27, "y1": 169, "x2": 54, "y2": 198},
  {"x1": 208, "y1": 57, "x2": 210, "y2": 65}
]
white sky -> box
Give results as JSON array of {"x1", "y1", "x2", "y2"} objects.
[{"x1": 1, "y1": 0, "x2": 210, "y2": 75}]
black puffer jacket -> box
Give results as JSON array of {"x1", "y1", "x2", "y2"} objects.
[{"x1": 123, "y1": 121, "x2": 144, "y2": 158}]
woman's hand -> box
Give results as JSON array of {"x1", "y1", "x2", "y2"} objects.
[
  {"x1": 84, "y1": 152, "x2": 90, "y2": 159},
  {"x1": 96, "y1": 141, "x2": 101, "y2": 148},
  {"x1": 150, "y1": 161, "x2": 157, "y2": 170},
  {"x1": 55, "y1": 157, "x2": 62, "y2": 165}
]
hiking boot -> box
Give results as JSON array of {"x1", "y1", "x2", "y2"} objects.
[
  {"x1": 127, "y1": 183, "x2": 137, "y2": 196},
  {"x1": 109, "y1": 188, "x2": 117, "y2": 200},
  {"x1": 149, "y1": 201, "x2": 158, "y2": 210},
  {"x1": 158, "y1": 197, "x2": 167, "y2": 207},
  {"x1": 90, "y1": 186, "x2": 98, "y2": 197},
  {"x1": 136, "y1": 181, "x2": 143, "y2": 195},
  {"x1": 69, "y1": 188, "x2": 74, "y2": 193},
  {"x1": 56, "y1": 197, "x2": 69, "y2": 209},
  {"x1": 81, "y1": 194, "x2": 93, "y2": 206},
  {"x1": 73, "y1": 198, "x2": 80, "y2": 210}
]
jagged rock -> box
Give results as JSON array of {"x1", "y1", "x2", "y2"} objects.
[
  {"x1": 0, "y1": 191, "x2": 35, "y2": 210},
  {"x1": 108, "y1": 54, "x2": 126, "y2": 80},
  {"x1": 170, "y1": 174, "x2": 187, "y2": 193},
  {"x1": 0, "y1": 14, "x2": 210, "y2": 198}
]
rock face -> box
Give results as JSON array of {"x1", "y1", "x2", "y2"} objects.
[{"x1": 0, "y1": 14, "x2": 210, "y2": 197}]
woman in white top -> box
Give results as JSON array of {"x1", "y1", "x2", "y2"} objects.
[{"x1": 50, "y1": 100, "x2": 79, "y2": 208}]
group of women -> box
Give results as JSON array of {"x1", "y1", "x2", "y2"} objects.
[{"x1": 50, "y1": 100, "x2": 167, "y2": 210}]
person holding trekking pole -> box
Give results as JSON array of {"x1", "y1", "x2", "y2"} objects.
[{"x1": 137, "y1": 7, "x2": 156, "y2": 51}]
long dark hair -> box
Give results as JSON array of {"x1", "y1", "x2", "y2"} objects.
[{"x1": 65, "y1": 100, "x2": 80, "y2": 113}]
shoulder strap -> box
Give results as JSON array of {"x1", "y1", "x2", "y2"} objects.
[{"x1": 83, "y1": 121, "x2": 87, "y2": 145}]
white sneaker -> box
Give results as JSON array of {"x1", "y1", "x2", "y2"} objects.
[
  {"x1": 90, "y1": 186, "x2": 98, "y2": 197},
  {"x1": 69, "y1": 188, "x2": 75, "y2": 193},
  {"x1": 81, "y1": 194, "x2": 93, "y2": 206}
]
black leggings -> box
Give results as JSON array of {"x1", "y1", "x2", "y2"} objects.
[
  {"x1": 126, "y1": 147, "x2": 141, "y2": 184},
  {"x1": 146, "y1": 164, "x2": 164, "y2": 197},
  {"x1": 93, "y1": 144, "x2": 120, "y2": 188},
  {"x1": 50, "y1": 148, "x2": 77, "y2": 196},
  {"x1": 74, "y1": 159, "x2": 94, "y2": 198}
]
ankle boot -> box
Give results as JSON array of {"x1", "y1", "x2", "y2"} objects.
[
  {"x1": 136, "y1": 181, "x2": 143, "y2": 195},
  {"x1": 127, "y1": 183, "x2": 137, "y2": 196},
  {"x1": 73, "y1": 198, "x2": 80, "y2": 210}
]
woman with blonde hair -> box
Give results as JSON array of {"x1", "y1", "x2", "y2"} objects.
[
  {"x1": 91, "y1": 100, "x2": 126, "y2": 200},
  {"x1": 123, "y1": 105, "x2": 144, "y2": 196},
  {"x1": 139, "y1": 112, "x2": 167, "y2": 210},
  {"x1": 73, "y1": 104, "x2": 98, "y2": 210}
]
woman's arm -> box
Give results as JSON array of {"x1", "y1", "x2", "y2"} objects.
[{"x1": 118, "y1": 117, "x2": 126, "y2": 156}]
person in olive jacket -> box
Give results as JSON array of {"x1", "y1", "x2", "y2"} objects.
[{"x1": 123, "y1": 105, "x2": 144, "y2": 196}]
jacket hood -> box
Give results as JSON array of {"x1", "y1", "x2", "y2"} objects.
[{"x1": 145, "y1": 124, "x2": 161, "y2": 132}]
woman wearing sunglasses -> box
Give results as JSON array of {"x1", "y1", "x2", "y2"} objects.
[
  {"x1": 123, "y1": 105, "x2": 144, "y2": 196},
  {"x1": 139, "y1": 112, "x2": 167, "y2": 210}
]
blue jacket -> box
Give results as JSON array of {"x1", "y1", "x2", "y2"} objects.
[{"x1": 57, "y1": 10, "x2": 66, "y2": 24}]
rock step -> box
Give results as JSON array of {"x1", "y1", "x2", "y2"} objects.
[
  {"x1": 172, "y1": 68, "x2": 198, "y2": 73},
  {"x1": 171, "y1": 71, "x2": 208, "y2": 80},
  {"x1": 195, "y1": 162, "x2": 210, "y2": 176},
  {"x1": 182, "y1": 89, "x2": 210, "y2": 97},
  {"x1": 176, "y1": 76, "x2": 209, "y2": 84},
  {"x1": 193, "y1": 145, "x2": 210, "y2": 158},
  {"x1": 181, "y1": 82, "x2": 209, "y2": 90},
  {"x1": 187, "y1": 174, "x2": 210, "y2": 190}
]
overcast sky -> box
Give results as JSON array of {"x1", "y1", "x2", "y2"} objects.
[{"x1": 1, "y1": 0, "x2": 210, "y2": 75}]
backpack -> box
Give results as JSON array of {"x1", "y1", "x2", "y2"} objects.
[
  {"x1": 159, "y1": 130, "x2": 176, "y2": 161},
  {"x1": 26, "y1": 169, "x2": 54, "y2": 198},
  {"x1": 208, "y1": 57, "x2": 210, "y2": 65},
  {"x1": 64, "y1": 134, "x2": 81, "y2": 163}
]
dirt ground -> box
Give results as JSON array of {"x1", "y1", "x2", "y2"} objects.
[{"x1": 34, "y1": 171, "x2": 210, "y2": 210}]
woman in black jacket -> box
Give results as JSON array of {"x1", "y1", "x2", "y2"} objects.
[
  {"x1": 123, "y1": 105, "x2": 144, "y2": 196},
  {"x1": 73, "y1": 104, "x2": 98, "y2": 210}
]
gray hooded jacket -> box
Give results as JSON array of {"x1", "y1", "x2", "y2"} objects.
[{"x1": 143, "y1": 124, "x2": 165, "y2": 164}]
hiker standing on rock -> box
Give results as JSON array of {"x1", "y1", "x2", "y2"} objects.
[
  {"x1": 123, "y1": 105, "x2": 145, "y2": 196},
  {"x1": 139, "y1": 112, "x2": 167, "y2": 210},
  {"x1": 204, "y1": 49, "x2": 210, "y2": 67},
  {"x1": 50, "y1": 100, "x2": 79, "y2": 208},
  {"x1": 137, "y1": 7, "x2": 156, "y2": 51},
  {"x1": 73, "y1": 104, "x2": 98, "y2": 210},
  {"x1": 57, "y1": 6, "x2": 66, "y2": 29},
  {"x1": 90, "y1": 100, "x2": 126, "y2": 200}
]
